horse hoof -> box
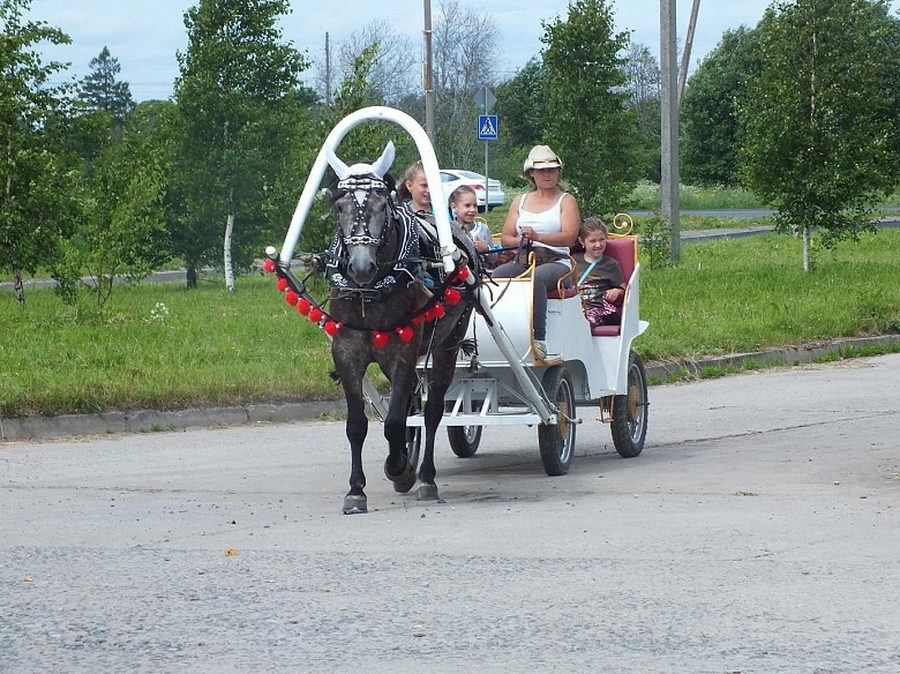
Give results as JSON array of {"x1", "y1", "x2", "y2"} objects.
[
  {"x1": 385, "y1": 457, "x2": 417, "y2": 494},
  {"x1": 416, "y1": 483, "x2": 439, "y2": 501},
  {"x1": 342, "y1": 494, "x2": 368, "y2": 514},
  {"x1": 392, "y1": 470, "x2": 416, "y2": 494},
  {"x1": 383, "y1": 456, "x2": 410, "y2": 482}
]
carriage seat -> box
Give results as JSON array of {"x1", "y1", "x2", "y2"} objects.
[{"x1": 546, "y1": 236, "x2": 639, "y2": 337}]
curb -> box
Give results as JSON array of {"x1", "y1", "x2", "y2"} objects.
[
  {"x1": 644, "y1": 334, "x2": 900, "y2": 379},
  {"x1": 0, "y1": 401, "x2": 346, "y2": 443},
  {"x1": 2, "y1": 335, "x2": 897, "y2": 443}
]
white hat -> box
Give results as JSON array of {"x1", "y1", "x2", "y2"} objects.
[{"x1": 523, "y1": 145, "x2": 563, "y2": 172}]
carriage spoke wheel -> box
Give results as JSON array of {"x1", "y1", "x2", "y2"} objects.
[
  {"x1": 448, "y1": 424, "x2": 482, "y2": 458},
  {"x1": 611, "y1": 351, "x2": 649, "y2": 458},
  {"x1": 538, "y1": 366, "x2": 576, "y2": 476}
]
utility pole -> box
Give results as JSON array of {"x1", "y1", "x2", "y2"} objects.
[
  {"x1": 324, "y1": 32, "x2": 331, "y2": 107},
  {"x1": 423, "y1": 0, "x2": 435, "y2": 143},
  {"x1": 660, "y1": 0, "x2": 680, "y2": 262},
  {"x1": 678, "y1": 0, "x2": 701, "y2": 107}
]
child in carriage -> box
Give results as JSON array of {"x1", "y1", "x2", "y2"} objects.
[
  {"x1": 571, "y1": 217, "x2": 626, "y2": 328},
  {"x1": 449, "y1": 185, "x2": 497, "y2": 265}
]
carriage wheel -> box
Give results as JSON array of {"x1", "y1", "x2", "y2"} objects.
[
  {"x1": 393, "y1": 395, "x2": 422, "y2": 493},
  {"x1": 611, "y1": 351, "x2": 649, "y2": 458},
  {"x1": 447, "y1": 425, "x2": 482, "y2": 458},
  {"x1": 538, "y1": 366, "x2": 576, "y2": 476}
]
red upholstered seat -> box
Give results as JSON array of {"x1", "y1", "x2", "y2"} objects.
[
  {"x1": 545, "y1": 236, "x2": 638, "y2": 336},
  {"x1": 589, "y1": 236, "x2": 638, "y2": 337}
]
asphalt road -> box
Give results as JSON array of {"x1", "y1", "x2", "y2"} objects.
[{"x1": 2, "y1": 354, "x2": 899, "y2": 673}]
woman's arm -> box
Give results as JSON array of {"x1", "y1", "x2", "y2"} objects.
[{"x1": 499, "y1": 195, "x2": 522, "y2": 248}]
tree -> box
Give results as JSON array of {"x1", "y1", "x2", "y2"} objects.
[
  {"x1": 540, "y1": 0, "x2": 641, "y2": 217},
  {"x1": 431, "y1": 0, "x2": 499, "y2": 169},
  {"x1": 171, "y1": 0, "x2": 308, "y2": 290},
  {"x1": 491, "y1": 58, "x2": 549, "y2": 188},
  {"x1": 740, "y1": 0, "x2": 900, "y2": 271},
  {"x1": 622, "y1": 43, "x2": 661, "y2": 182},
  {"x1": 78, "y1": 46, "x2": 136, "y2": 135},
  {"x1": 0, "y1": 0, "x2": 79, "y2": 306},
  {"x1": 53, "y1": 105, "x2": 169, "y2": 312},
  {"x1": 680, "y1": 27, "x2": 762, "y2": 187},
  {"x1": 311, "y1": 21, "x2": 415, "y2": 108}
]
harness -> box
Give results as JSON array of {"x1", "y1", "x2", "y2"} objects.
[{"x1": 324, "y1": 175, "x2": 420, "y2": 303}]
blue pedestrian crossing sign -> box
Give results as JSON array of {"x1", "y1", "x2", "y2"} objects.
[{"x1": 477, "y1": 114, "x2": 499, "y2": 141}]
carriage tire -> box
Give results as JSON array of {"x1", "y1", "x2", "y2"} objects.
[
  {"x1": 393, "y1": 396, "x2": 422, "y2": 493},
  {"x1": 611, "y1": 351, "x2": 649, "y2": 458},
  {"x1": 538, "y1": 366, "x2": 576, "y2": 476},
  {"x1": 447, "y1": 425, "x2": 482, "y2": 458}
]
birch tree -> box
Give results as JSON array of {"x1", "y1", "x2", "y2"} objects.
[
  {"x1": 741, "y1": 0, "x2": 900, "y2": 271},
  {"x1": 0, "y1": 0, "x2": 78, "y2": 306},
  {"x1": 171, "y1": 0, "x2": 307, "y2": 290}
]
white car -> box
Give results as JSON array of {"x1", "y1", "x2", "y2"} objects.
[{"x1": 439, "y1": 169, "x2": 506, "y2": 212}]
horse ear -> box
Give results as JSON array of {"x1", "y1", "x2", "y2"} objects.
[
  {"x1": 325, "y1": 144, "x2": 350, "y2": 180},
  {"x1": 371, "y1": 141, "x2": 395, "y2": 180}
]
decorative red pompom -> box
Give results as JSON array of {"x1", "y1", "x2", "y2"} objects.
[
  {"x1": 431, "y1": 303, "x2": 446, "y2": 319},
  {"x1": 372, "y1": 331, "x2": 389, "y2": 348},
  {"x1": 309, "y1": 307, "x2": 323, "y2": 322},
  {"x1": 276, "y1": 277, "x2": 289, "y2": 292},
  {"x1": 455, "y1": 265, "x2": 470, "y2": 282},
  {"x1": 284, "y1": 290, "x2": 299, "y2": 306},
  {"x1": 411, "y1": 315, "x2": 423, "y2": 325},
  {"x1": 443, "y1": 288, "x2": 461, "y2": 305},
  {"x1": 263, "y1": 258, "x2": 277, "y2": 273},
  {"x1": 324, "y1": 320, "x2": 340, "y2": 337},
  {"x1": 297, "y1": 297, "x2": 311, "y2": 315},
  {"x1": 396, "y1": 326, "x2": 413, "y2": 342}
]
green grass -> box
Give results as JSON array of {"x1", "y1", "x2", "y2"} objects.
[
  {"x1": 2, "y1": 229, "x2": 899, "y2": 418},
  {"x1": 625, "y1": 180, "x2": 765, "y2": 210}
]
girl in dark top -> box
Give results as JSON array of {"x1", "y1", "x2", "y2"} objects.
[{"x1": 571, "y1": 217, "x2": 625, "y2": 328}]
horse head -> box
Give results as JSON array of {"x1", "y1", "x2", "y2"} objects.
[{"x1": 326, "y1": 142, "x2": 397, "y2": 286}]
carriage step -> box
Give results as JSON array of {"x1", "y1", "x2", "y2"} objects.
[{"x1": 406, "y1": 411, "x2": 544, "y2": 428}]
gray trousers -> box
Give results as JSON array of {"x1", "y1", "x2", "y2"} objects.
[{"x1": 490, "y1": 261, "x2": 571, "y2": 341}]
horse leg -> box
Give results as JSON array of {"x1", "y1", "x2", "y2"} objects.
[
  {"x1": 381, "y1": 375, "x2": 416, "y2": 488},
  {"x1": 416, "y1": 345, "x2": 461, "y2": 501},
  {"x1": 416, "y1": 390, "x2": 443, "y2": 501},
  {"x1": 339, "y1": 370, "x2": 370, "y2": 515}
]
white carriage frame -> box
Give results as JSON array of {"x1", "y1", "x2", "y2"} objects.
[{"x1": 276, "y1": 106, "x2": 648, "y2": 432}]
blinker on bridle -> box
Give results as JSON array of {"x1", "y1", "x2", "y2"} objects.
[{"x1": 336, "y1": 175, "x2": 393, "y2": 247}]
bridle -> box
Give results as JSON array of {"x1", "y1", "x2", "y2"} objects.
[
  {"x1": 325, "y1": 173, "x2": 419, "y2": 303},
  {"x1": 334, "y1": 175, "x2": 394, "y2": 248}
]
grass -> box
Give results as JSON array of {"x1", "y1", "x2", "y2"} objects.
[
  {"x1": 2, "y1": 228, "x2": 899, "y2": 418},
  {"x1": 625, "y1": 180, "x2": 765, "y2": 210}
]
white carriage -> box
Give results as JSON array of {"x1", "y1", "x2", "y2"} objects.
[
  {"x1": 275, "y1": 106, "x2": 649, "y2": 477},
  {"x1": 405, "y1": 229, "x2": 650, "y2": 475}
]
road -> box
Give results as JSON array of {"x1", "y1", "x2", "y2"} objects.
[{"x1": 2, "y1": 354, "x2": 899, "y2": 672}]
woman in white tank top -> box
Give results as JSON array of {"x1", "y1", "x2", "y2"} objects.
[{"x1": 492, "y1": 145, "x2": 581, "y2": 360}]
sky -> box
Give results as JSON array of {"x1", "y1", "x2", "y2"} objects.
[{"x1": 28, "y1": 0, "x2": 900, "y2": 102}]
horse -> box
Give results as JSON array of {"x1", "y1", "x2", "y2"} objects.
[{"x1": 322, "y1": 142, "x2": 482, "y2": 514}]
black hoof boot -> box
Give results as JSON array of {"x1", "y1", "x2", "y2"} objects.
[{"x1": 384, "y1": 457, "x2": 416, "y2": 494}]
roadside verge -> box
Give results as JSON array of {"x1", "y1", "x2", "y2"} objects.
[{"x1": 2, "y1": 334, "x2": 897, "y2": 442}]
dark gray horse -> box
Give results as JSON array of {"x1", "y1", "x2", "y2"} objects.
[{"x1": 322, "y1": 143, "x2": 482, "y2": 514}]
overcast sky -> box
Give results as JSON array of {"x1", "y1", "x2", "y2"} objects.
[{"x1": 28, "y1": 0, "x2": 900, "y2": 102}]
